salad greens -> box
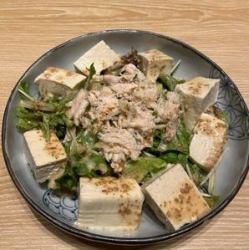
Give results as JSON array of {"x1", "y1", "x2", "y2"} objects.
[
  {"x1": 160, "y1": 152, "x2": 207, "y2": 186},
  {"x1": 158, "y1": 74, "x2": 185, "y2": 91},
  {"x1": 123, "y1": 157, "x2": 167, "y2": 183},
  {"x1": 84, "y1": 63, "x2": 96, "y2": 90},
  {"x1": 56, "y1": 131, "x2": 112, "y2": 193},
  {"x1": 18, "y1": 81, "x2": 34, "y2": 101},
  {"x1": 15, "y1": 52, "x2": 219, "y2": 204},
  {"x1": 16, "y1": 92, "x2": 73, "y2": 141},
  {"x1": 164, "y1": 118, "x2": 191, "y2": 154},
  {"x1": 147, "y1": 118, "x2": 191, "y2": 155},
  {"x1": 16, "y1": 66, "x2": 96, "y2": 140},
  {"x1": 139, "y1": 117, "x2": 209, "y2": 189},
  {"x1": 158, "y1": 59, "x2": 185, "y2": 91}
]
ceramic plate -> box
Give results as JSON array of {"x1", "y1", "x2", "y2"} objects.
[{"x1": 2, "y1": 29, "x2": 249, "y2": 245}]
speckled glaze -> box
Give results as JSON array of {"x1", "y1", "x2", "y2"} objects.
[{"x1": 2, "y1": 29, "x2": 249, "y2": 245}]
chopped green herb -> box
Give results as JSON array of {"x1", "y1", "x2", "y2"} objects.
[
  {"x1": 158, "y1": 74, "x2": 185, "y2": 91},
  {"x1": 18, "y1": 81, "x2": 34, "y2": 101},
  {"x1": 84, "y1": 63, "x2": 96, "y2": 90},
  {"x1": 41, "y1": 114, "x2": 50, "y2": 141}
]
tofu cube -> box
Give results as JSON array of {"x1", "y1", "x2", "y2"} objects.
[
  {"x1": 34, "y1": 67, "x2": 86, "y2": 97},
  {"x1": 143, "y1": 164, "x2": 210, "y2": 230},
  {"x1": 139, "y1": 49, "x2": 173, "y2": 82},
  {"x1": 77, "y1": 177, "x2": 144, "y2": 233},
  {"x1": 74, "y1": 40, "x2": 120, "y2": 75},
  {"x1": 23, "y1": 130, "x2": 67, "y2": 183},
  {"x1": 176, "y1": 77, "x2": 219, "y2": 131},
  {"x1": 190, "y1": 113, "x2": 227, "y2": 171}
]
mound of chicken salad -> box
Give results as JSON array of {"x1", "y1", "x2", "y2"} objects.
[{"x1": 16, "y1": 41, "x2": 227, "y2": 232}]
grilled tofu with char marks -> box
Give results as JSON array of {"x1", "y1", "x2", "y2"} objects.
[
  {"x1": 143, "y1": 164, "x2": 210, "y2": 230},
  {"x1": 23, "y1": 129, "x2": 67, "y2": 183},
  {"x1": 190, "y1": 113, "x2": 227, "y2": 171},
  {"x1": 139, "y1": 49, "x2": 173, "y2": 82},
  {"x1": 176, "y1": 76, "x2": 219, "y2": 131},
  {"x1": 74, "y1": 40, "x2": 120, "y2": 75},
  {"x1": 35, "y1": 67, "x2": 86, "y2": 97}
]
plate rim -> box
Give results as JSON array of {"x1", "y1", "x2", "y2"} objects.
[{"x1": 2, "y1": 29, "x2": 249, "y2": 245}]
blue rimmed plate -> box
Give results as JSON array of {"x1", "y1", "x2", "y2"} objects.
[{"x1": 2, "y1": 29, "x2": 249, "y2": 245}]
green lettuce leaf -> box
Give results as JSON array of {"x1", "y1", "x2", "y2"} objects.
[
  {"x1": 15, "y1": 106, "x2": 42, "y2": 132},
  {"x1": 55, "y1": 152, "x2": 112, "y2": 193},
  {"x1": 55, "y1": 163, "x2": 79, "y2": 193},
  {"x1": 55, "y1": 131, "x2": 112, "y2": 193},
  {"x1": 160, "y1": 151, "x2": 188, "y2": 166},
  {"x1": 166, "y1": 118, "x2": 191, "y2": 154},
  {"x1": 160, "y1": 151, "x2": 207, "y2": 186},
  {"x1": 123, "y1": 157, "x2": 167, "y2": 183},
  {"x1": 16, "y1": 93, "x2": 73, "y2": 140},
  {"x1": 147, "y1": 118, "x2": 191, "y2": 156}
]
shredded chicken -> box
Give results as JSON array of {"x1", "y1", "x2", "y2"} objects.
[
  {"x1": 155, "y1": 92, "x2": 181, "y2": 142},
  {"x1": 70, "y1": 63, "x2": 181, "y2": 172},
  {"x1": 102, "y1": 63, "x2": 147, "y2": 85},
  {"x1": 109, "y1": 83, "x2": 137, "y2": 98},
  {"x1": 98, "y1": 127, "x2": 142, "y2": 173},
  {"x1": 133, "y1": 84, "x2": 160, "y2": 105},
  {"x1": 70, "y1": 89, "x2": 89, "y2": 126},
  {"x1": 118, "y1": 105, "x2": 155, "y2": 132}
]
